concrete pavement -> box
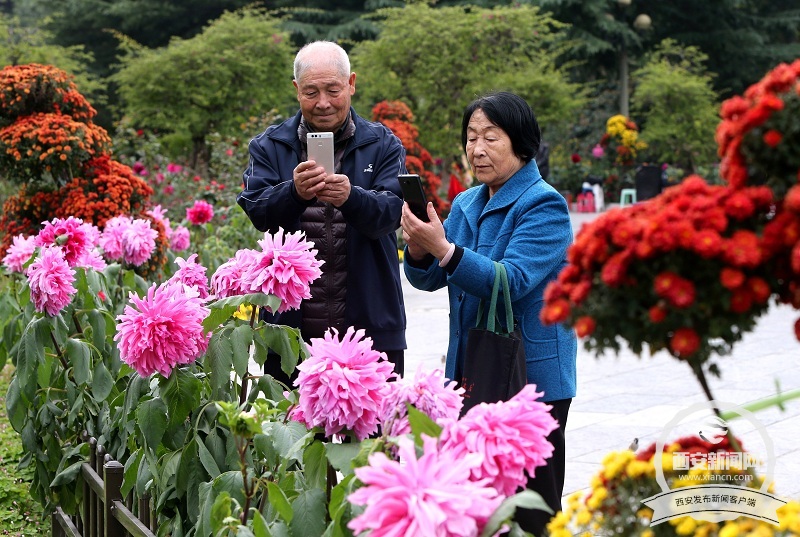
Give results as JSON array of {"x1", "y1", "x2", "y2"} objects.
[{"x1": 402, "y1": 210, "x2": 800, "y2": 503}]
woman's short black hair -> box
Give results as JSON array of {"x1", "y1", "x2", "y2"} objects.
[{"x1": 461, "y1": 91, "x2": 541, "y2": 163}]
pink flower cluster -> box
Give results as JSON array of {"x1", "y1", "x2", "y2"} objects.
[
  {"x1": 380, "y1": 367, "x2": 464, "y2": 437},
  {"x1": 26, "y1": 245, "x2": 77, "y2": 316},
  {"x1": 115, "y1": 281, "x2": 211, "y2": 377},
  {"x1": 2, "y1": 234, "x2": 36, "y2": 273},
  {"x1": 99, "y1": 215, "x2": 158, "y2": 266},
  {"x1": 348, "y1": 435, "x2": 503, "y2": 537},
  {"x1": 33, "y1": 217, "x2": 106, "y2": 270},
  {"x1": 292, "y1": 327, "x2": 395, "y2": 440},
  {"x1": 147, "y1": 205, "x2": 190, "y2": 251},
  {"x1": 440, "y1": 385, "x2": 559, "y2": 496},
  {"x1": 343, "y1": 384, "x2": 557, "y2": 535},
  {"x1": 168, "y1": 254, "x2": 209, "y2": 299},
  {"x1": 186, "y1": 200, "x2": 214, "y2": 225},
  {"x1": 210, "y1": 228, "x2": 323, "y2": 312}
]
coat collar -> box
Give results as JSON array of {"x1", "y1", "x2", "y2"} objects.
[{"x1": 460, "y1": 159, "x2": 542, "y2": 229}]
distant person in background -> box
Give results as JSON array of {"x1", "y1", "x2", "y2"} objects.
[
  {"x1": 237, "y1": 41, "x2": 408, "y2": 379},
  {"x1": 535, "y1": 139, "x2": 550, "y2": 181}
]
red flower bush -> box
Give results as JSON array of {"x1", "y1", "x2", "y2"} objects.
[
  {"x1": 716, "y1": 58, "x2": 800, "y2": 196},
  {"x1": 372, "y1": 100, "x2": 449, "y2": 219},
  {"x1": 541, "y1": 176, "x2": 777, "y2": 368}
]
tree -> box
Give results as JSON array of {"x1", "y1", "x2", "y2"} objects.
[
  {"x1": 631, "y1": 39, "x2": 720, "y2": 173},
  {"x1": 351, "y1": 3, "x2": 585, "y2": 159},
  {"x1": 112, "y1": 7, "x2": 297, "y2": 173}
]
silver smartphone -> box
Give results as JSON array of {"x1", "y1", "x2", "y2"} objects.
[
  {"x1": 307, "y1": 132, "x2": 335, "y2": 175},
  {"x1": 399, "y1": 173, "x2": 430, "y2": 222}
]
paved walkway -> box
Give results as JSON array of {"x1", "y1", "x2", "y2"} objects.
[{"x1": 403, "y1": 210, "x2": 800, "y2": 503}]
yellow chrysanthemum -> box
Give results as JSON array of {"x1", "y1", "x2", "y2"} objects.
[
  {"x1": 233, "y1": 303, "x2": 254, "y2": 320},
  {"x1": 576, "y1": 508, "x2": 592, "y2": 526},
  {"x1": 586, "y1": 487, "x2": 608, "y2": 510},
  {"x1": 674, "y1": 516, "x2": 698, "y2": 535},
  {"x1": 603, "y1": 450, "x2": 635, "y2": 479},
  {"x1": 641, "y1": 530, "x2": 654, "y2": 537},
  {"x1": 719, "y1": 521, "x2": 741, "y2": 537},
  {"x1": 626, "y1": 459, "x2": 653, "y2": 478},
  {"x1": 778, "y1": 500, "x2": 800, "y2": 531}
]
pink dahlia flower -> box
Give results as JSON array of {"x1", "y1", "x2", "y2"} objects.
[
  {"x1": 2, "y1": 234, "x2": 36, "y2": 273},
  {"x1": 168, "y1": 254, "x2": 209, "y2": 299},
  {"x1": 210, "y1": 249, "x2": 259, "y2": 298},
  {"x1": 439, "y1": 384, "x2": 558, "y2": 496},
  {"x1": 26, "y1": 246, "x2": 77, "y2": 316},
  {"x1": 115, "y1": 282, "x2": 211, "y2": 377},
  {"x1": 147, "y1": 205, "x2": 171, "y2": 236},
  {"x1": 591, "y1": 144, "x2": 606, "y2": 159},
  {"x1": 99, "y1": 215, "x2": 130, "y2": 260},
  {"x1": 121, "y1": 218, "x2": 158, "y2": 266},
  {"x1": 348, "y1": 435, "x2": 503, "y2": 537},
  {"x1": 77, "y1": 249, "x2": 108, "y2": 271},
  {"x1": 240, "y1": 228, "x2": 323, "y2": 313},
  {"x1": 186, "y1": 200, "x2": 214, "y2": 225},
  {"x1": 35, "y1": 216, "x2": 92, "y2": 267},
  {"x1": 381, "y1": 367, "x2": 464, "y2": 438},
  {"x1": 169, "y1": 225, "x2": 190, "y2": 251},
  {"x1": 292, "y1": 327, "x2": 394, "y2": 440}
]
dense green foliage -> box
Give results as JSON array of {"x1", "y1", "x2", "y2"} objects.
[
  {"x1": 111, "y1": 8, "x2": 296, "y2": 171},
  {"x1": 352, "y1": 4, "x2": 585, "y2": 158},
  {"x1": 0, "y1": 364, "x2": 48, "y2": 534},
  {"x1": 631, "y1": 39, "x2": 720, "y2": 172}
]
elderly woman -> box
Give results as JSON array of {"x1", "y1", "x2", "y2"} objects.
[{"x1": 401, "y1": 91, "x2": 577, "y2": 535}]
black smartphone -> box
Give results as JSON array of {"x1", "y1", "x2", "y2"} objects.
[{"x1": 399, "y1": 174, "x2": 430, "y2": 222}]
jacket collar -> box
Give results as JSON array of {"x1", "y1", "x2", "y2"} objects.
[
  {"x1": 269, "y1": 107, "x2": 377, "y2": 149},
  {"x1": 461, "y1": 159, "x2": 542, "y2": 224}
]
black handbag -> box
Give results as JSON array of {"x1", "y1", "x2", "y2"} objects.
[{"x1": 459, "y1": 262, "x2": 527, "y2": 416}]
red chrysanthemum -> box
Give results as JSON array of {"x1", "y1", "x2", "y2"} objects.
[{"x1": 669, "y1": 327, "x2": 700, "y2": 358}]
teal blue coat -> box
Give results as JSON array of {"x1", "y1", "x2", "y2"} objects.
[{"x1": 404, "y1": 160, "x2": 577, "y2": 401}]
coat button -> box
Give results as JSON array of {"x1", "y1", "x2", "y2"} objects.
[{"x1": 458, "y1": 293, "x2": 464, "y2": 301}]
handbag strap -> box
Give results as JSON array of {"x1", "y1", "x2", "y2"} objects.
[{"x1": 476, "y1": 261, "x2": 514, "y2": 334}]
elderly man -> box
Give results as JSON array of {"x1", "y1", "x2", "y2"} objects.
[{"x1": 237, "y1": 41, "x2": 408, "y2": 379}]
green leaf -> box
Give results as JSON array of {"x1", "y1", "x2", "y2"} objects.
[
  {"x1": 206, "y1": 329, "x2": 233, "y2": 398},
  {"x1": 252, "y1": 511, "x2": 272, "y2": 537},
  {"x1": 479, "y1": 490, "x2": 552, "y2": 537},
  {"x1": 325, "y1": 443, "x2": 361, "y2": 475},
  {"x1": 258, "y1": 324, "x2": 304, "y2": 376},
  {"x1": 289, "y1": 489, "x2": 326, "y2": 537},
  {"x1": 36, "y1": 353, "x2": 53, "y2": 389},
  {"x1": 5, "y1": 377, "x2": 26, "y2": 431},
  {"x1": 122, "y1": 449, "x2": 142, "y2": 498},
  {"x1": 160, "y1": 367, "x2": 201, "y2": 429},
  {"x1": 87, "y1": 310, "x2": 107, "y2": 353},
  {"x1": 270, "y1": 421, "x2": 312, "y2": 462},
  {"x1": 407, "y1": 403, "x2": 442, "y2": 447},
  {"x1": 302, "y1": 440, "x2": 327, "y2": 490},
  {"x1": 50, "y1": 460, "x2": 83, "y2": 487},
  {"x1": 91, "y1": 360, "x2": 114, "y2": 401},
  {"x1": 65, "y1": 338, "x2": 92, "y2": 385},
  {"x1": 231, "y1": 324, "x2": 254, "y2": 378},
  {"x1": 136, "y1": 397, "x2": 168, "y2": 449},
  {"x1": 267, "y1": 481, "x2": 293, "y2": 523},
  {"x1": 210, "y1": 491, "x2": 232, "y2": 532},
  {"x1": 197, "y1": 435, "x2": 221, "y2": 478}
]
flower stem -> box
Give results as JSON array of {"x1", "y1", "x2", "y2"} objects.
[
  {"x1": 691, "y1": 362, "x2": 756, "y2": 479},
  {"x1": 49, "y1": 331, "x2": 70, "y2": 372}
]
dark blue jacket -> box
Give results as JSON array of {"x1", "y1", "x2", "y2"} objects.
[{"x1": 237, "y1": 108, "x2": 407, "y2": 351}]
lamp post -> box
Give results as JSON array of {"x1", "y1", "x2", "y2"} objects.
[{"x1": 614, "y1": 0, "x2": 651, "y2": 117}]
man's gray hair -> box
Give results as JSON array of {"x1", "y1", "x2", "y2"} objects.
[{"x1": 293, "y1": 41, "x2": 351, "y2": 81}]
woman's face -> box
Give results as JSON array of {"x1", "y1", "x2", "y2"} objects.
[{"x1": 465, "y1": 109, "x2": 524, "y2": 195}]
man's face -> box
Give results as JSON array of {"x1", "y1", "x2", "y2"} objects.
[{"x1": 294, "y1": 66, "x2": 356, "y2": 132}]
